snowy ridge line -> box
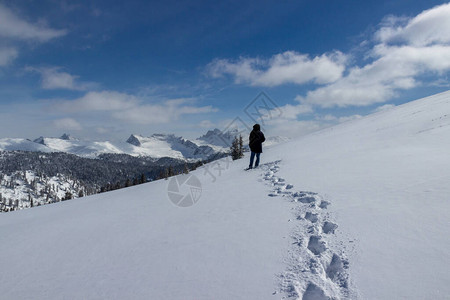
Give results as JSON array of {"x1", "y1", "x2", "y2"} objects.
[{"x1": 259, "y1": 160, "x2": 356, "y2": 299}]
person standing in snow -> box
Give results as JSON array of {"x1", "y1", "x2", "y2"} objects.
[{"x1": 248, "y1": 124, "x2": 265, "y2": 169}]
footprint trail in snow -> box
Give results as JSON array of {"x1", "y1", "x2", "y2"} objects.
[{"x1": 259, "y1": 160, "x2": 356, "y2": 299}]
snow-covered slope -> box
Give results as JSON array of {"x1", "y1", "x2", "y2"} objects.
[
  {"x1": 0, "y1": 138, "x2": 52, "y2": 152},
  {"x1": 33, "y1": 134, "x2": 126, "y2": 157},
  {"x1": 262, "y1": 90, "x2": 450, "y2": 299},
  {"x1": 0, "y1": 157, "x2": 300, "y2": 299},
  {"x1": 264, "y1": 136, "x2": 290, "y2": 148},
  {"x1": 124, "y1": 133, "x2": 218, "y2": 159},
  {"x1": 1, "y1": 91, "x2": 449, "y2": 299}
]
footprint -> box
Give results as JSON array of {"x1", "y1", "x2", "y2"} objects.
[
  {"x1": 292, "y1": 192, "x2": 317, "y2": 203},
  {"x1": 319, "y1": 201, "x2": 330, "y2": 209},
  {"x1": 298, "y1": 196, "x2": 316, "y2": 204},
  {"x1": 322, "y1": 221, "x2": 338, "y2": 234},
  {"x1": 307, "y1": 236, "x2": 327, "y2": 255},
  {"x1": 305, "y1": 212, "x2": 318, "y2": 223},
  {"x1": 302, "y1": 283, "x2": 329, "y2": 300},
  {"x1": 326, "y1": 254, "x2": 348, "y2": 288},
  {"x1": 295, "y1": 191, "x2": 317, "y2": 196}
]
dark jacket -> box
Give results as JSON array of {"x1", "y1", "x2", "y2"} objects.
[{"x1": 249, "y1": 126, "x2": 265, "y2": 153}]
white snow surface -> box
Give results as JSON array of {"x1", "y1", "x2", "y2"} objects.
[
  {"x1": 1, "y1": 91, "x2": 450, "y2": 299},
  {"x1": 264, "y1": 136, "x2": 290, "y2": 148},
  {"x1": 262, "y1": 90, "x2": 450, "y2": 299},
  {"x1": 0, "y1": 138, "x2": 52, "y2": 153}
]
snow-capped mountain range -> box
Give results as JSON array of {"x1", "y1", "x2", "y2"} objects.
[{"x1": 0, "y1": 129, "x2": 289, "y2": 160}]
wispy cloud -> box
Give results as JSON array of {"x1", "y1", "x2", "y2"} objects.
[
  {"x1": 0, "y1": 47, "x2": 18, "y2": 66},
  {"x1": 0, "y1": 4, "x2": 67, "y2": 68},
  {"x1": 198, "y1": 120, "x2": 215, "y2": 128},
  {"x1": 207, "y1": 51, "x2": 347, "y2": 87},
  {"x1": 26, "y1": 67, "x2": 96, "y2": 90},
  {"x1": 50, "y1": 91, "x2": 218, "y2": 125},
  {"x1": 0, "y1": 4, "x2": 67, "y2": 42},
  {"x1": 53, "y1": 118, "x2": 82, "y2": 131},
  {"x1": 52, "y1": 91, "x2": 139, "y2": 112}
]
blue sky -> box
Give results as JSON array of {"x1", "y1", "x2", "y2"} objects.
[{"x1": 1, "y1": 0, "x2": 449, "y2": 141}]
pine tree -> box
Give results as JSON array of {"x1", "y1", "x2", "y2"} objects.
[
  {"x1": 125, "y1": 178, "x2": 131, "y2": 187},
  {"x1": 63, "y1": 191, "x2": 72, "y2": 201},
  {"x1": 238, "y1": 134, "x2": 244, "y2": 158},
  {"x1": 231, "y1": 136, "x2": 240, "y2": 160},
  {"x1": 161, "y1": 168, "x2": 169, "y2": 180},
  {"x1": 168, "y1": 166, "x2": 174, "y2": 177},
  {"x1": 114, "y1": 181, "x2": 121, "y2": 190}
]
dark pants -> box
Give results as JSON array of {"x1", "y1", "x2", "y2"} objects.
[{"x1": 249, "y1": 151, "x2": 260, "y2": 168}]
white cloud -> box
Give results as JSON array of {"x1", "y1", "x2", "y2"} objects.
[
  {"x1": 95, "y1": 127, "x2": 108, "y2": 134},
  {"x1": 112, "y1": 99, "x2": 217, "y2": 125},
  {"x1": 41, "y1": 68, "x2": 80, "y2": 90},
  {"x1": 296, "y1": 80, "x2": 395, "y2": 108},
  {"x1": 338, "y1": 114, "x2": 363, "y2": 123},
  {"x1": 51, "y1": 91, "x2": 217, "y2": 125},
  {"x1": 296, "y1": 3, "x2": 450, "y2": 108},
  {"x1": 27, "y1": 67, "x2": 96, "y2": 90},
  {"x1": 0, "y1": 47, "x2": 18, "y2": 66},
  {"x1": 298, "y1": 45, "x2": 450, "y2": 107},
  {"x1": 316, "y1": 114, "x2": 338, "y2": 122},
  {"x1": 207, "y1": 50, "x2": 347, "y2": 87},
  {"x1": 53, "y1": 91, "x2": 139, "y2": 112},
  {"x1": 53, "y1": 118, "x2": 82, "y2": 131},
  {"x1": 263, "y1": 103, "x2": 313, "y2": 121},
  {"x1": 205, "y1": 3, "x2": 450, "y2": 109},
  {"x1": 373, "y1": 104, "x2": 395, "y2": 113},
  {"x1": 376, "y1": 3, "x2": 450, "y2": 46},
  {"x1": 0, "y1": 4, "x2": 67, "y2": 42},
  {"x1": 198, "y1": 120, "x2": 215, "y2": 128}
]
